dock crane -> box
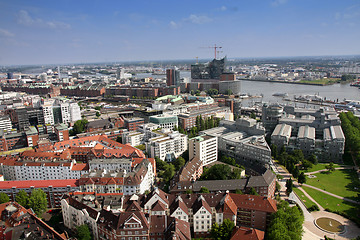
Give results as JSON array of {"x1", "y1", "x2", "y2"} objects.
[{"x1": 200, "y1": 44, "x2": 223, "y2": 59}]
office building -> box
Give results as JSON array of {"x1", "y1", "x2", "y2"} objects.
[
  {"x1": 149, "y1": 114, "x2": 178, "y2": 130},
  {"x1": 166, "y1": 68, "x2": 180, "y2": 86},
  {"x1": 189, "y1": 135, "x2": 217, "y2": 166}
]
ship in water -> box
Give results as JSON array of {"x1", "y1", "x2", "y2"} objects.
[
  {"x1": 272, "y1": 93, "x2": 288, "y2": 97},
  {"x1": 350, "y1": 80, "x2": 360, "y2": 87}
]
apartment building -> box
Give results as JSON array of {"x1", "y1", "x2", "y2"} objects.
[
  {"x1": 323, "y1": 125, "x2": 345, "y2": 161},
  {"x1": 146, "y1": 131, "x2": 187, "y2": 161},
  {"x1": 189, "y1": 135, "x2": 218, "y2": 166},
  {"x1": 80, "y1": 158, "x2": 155, "y2": 195},
  {"x1": 149, "y1": 114, "x2": 178, "y2": 130},
  {"x1": 201, "y1": 122, "x2": 271, "y2": 172},
  {"x1": 0, "y1": 202, "x2": 67, "y2": 240},
  {"x1": 62, "y1": 189, "x2": 275, "y2": 240},
  {"x1": 297, "y1": 125, "x2": 316, "y2": 156},
  {"x1": 271, "y1": 123, "x2": 292, "y2": 148},
  {"x1": 0, "y1": 179, "x2": 79, "y2": 208},
  {"x1": 0, "y1": 115, "x2": 13, "y2": 132},
  {"x1": 0, "y1": 157, "x2": 88, "y2": 181},
  {"x1": 171, "y1": 169, "x2": 276, "y2": 199},
  {"x1": 178, "y1": 106, "x2": 232, "y2": 130}
]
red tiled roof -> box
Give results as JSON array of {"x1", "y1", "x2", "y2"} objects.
[
  {"x1": 228, "y1": 193, "x2": 277, "y2": 213},
  {"x1": 21, "y1": 148, "x2": 71, "y2": 160},
  {"x1": 53, "y1": 135, "x2": 145, "y2": 158},
  {"x1": 71, "y1": 163, "x2": 89, "y2": 171},
  {"x1": 230, "y1": 227, "x2": 265, "y2": 240},
  {"x1": 223, "y1": 194, "x2": 237, "y2": 215},
  {"x1": 79, "y1": 177, "x2": 124, "y2": 186},
  {"x1": 0, "y1": 179, "x2": 79, "y2": 189}
]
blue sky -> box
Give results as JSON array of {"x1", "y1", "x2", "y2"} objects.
[{"x1": 0, "y1": 0, "x2": 359, "y2": 65}]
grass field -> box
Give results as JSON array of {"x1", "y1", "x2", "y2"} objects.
[
  {"x1": 301, "y1": 186, "x2": 360, "y2": 225},
  {"x1": 298, "y1": 78, "x2": 341, "y2": 85},
  {"x1": 306, "y1": 169, "x2": 360, "y2": 200},
  {"x1": 293, "y1": 187, "x2": 317, "y2": 208},
  {"x1": 302, "y1": 163, "x2": 341, "y2": 173}
]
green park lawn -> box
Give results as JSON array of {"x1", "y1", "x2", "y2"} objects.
[
  {"x1": 301, "y1": 186, "x2": 360, "y2": 225},
  {"x1": 306, "y1": 169, "x2": 360, "y2": 200},
  {"x1": 293, "y1": 187, "x2": 317, "y2": 209},
  {"x1": 302, "y1": 163, "x2": 341, "y2": 173},
  {"x1": 298, "y1": 78, "x2": 340, "y2": 85}
]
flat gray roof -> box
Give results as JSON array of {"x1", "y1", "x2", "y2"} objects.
[{"x1": 298, "y1": 125, "x2": 315, "y2": 139}]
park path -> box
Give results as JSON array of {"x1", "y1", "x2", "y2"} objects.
[
  {"x1": 272, "y1": 161, "x2": 360, "y2": 240},
  {"x1": 301, "y1": 184, "x2": 360, "y2": 205},
  {"x1": 294, "y1": 186, "x2": 324, "y2": 211},
  {"x1": 304, "y1": 166, "x2": 353, "y2": 175}
]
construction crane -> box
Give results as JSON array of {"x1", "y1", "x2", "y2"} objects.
[{"x1": 200, "y1": 44, "x2": 223, "y2": 59}]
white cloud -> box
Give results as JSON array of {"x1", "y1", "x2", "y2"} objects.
[
  {"x1": 169, "y1": 21, "x2": 179, "y2": 29},
  {"x1": 271, "y1": 0, "x2": 288, "y2": 6},
  {"x1": 187, "y1": 14, "x2": 212, "y2": 24},
  {"x1": 220, "y1": 6, "x2": 227, "y2": 11},
  {"x1": 17, "y1": 10, "x2": 70, "y2": 29},
  {"x1": 0, "y1": 28, "x2": 15, "y2": 37}
]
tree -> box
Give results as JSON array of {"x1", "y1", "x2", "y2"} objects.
[
  {"x1": 173, "y1": 156, "x2": 185, "y2": 171},
  {"x1": 200, "y1": 187, "x2": 210, "y2": 193},
  {"x1": 70, "y1": 119, "x2": 88, "y2": 135},
  {"x1": 0, "y1": 193, "x2": 9, "y2": 204},
  {"x1": 116, "y1": 136, "x2": 122, "y2": 143},
  {"x1": 28, "y1": 189, "x2": 47, "y2": 216},
  {"x1": 225, "y1": 89, "x2": 232, "y2": 95},
  {"x1": 200, "y1": 164, "x2": 232, "y2": 180},
  {"x1": 275, "y1": 182, "x2": 281, "y2": 192},
  {"x1": 341, "y1": 74, "x2": 356, "y2": 82},
  {"x1": 94, "y1": 106, "x2": 101, "y2": 111},
  {"x1": 308, "y1": 154, "x2": 318, "y2": 164},
  {"x1": 15, "y1": 190, "x2": 29, "y2": 208},
  {"x1": 155, "y1": 157, "x2": 167, "y2": 171},
  {"x1": 298, "y1": 172, "x2": 306, "y2": 184},
  {"x1": 235, "y1": 189, "x2": 243, "y2": 194},
  {"x1": 210, "y1": 219, "x2": 235, "y2": 240},
  {"x1": 76, "y1": 224, "x2": 92, "y2": 240},
  {"x1": 292, "y1": 167, "x2": 300, "y2": 179},
  {"x1": 250, "y1": 112, "x2": 256, "y2": 119},
  {"x1": 266, "y1": 200, "x2": 304, "y2": 240},
  {"x1": 325, "y1": 162, "x2": 335, "y2": 173},
  {"x1": 180, "y1": 149, "x2": 189, "y2": 162},
  {"x1": 207, "y1": 88, "x2": 218, "y2": 96},
  {"x1": 96, "y1": 111, "x2": 101, "y2": 117},
  {"x1": 286, "y1": 178, "x2": 293, "y2": 195},
  {"x1": 248, "y1": 187, "x2": 259, "y2": 196},
  {"x1": 220, "y1": 156, "x2": 236, "y2": 166},
  {"x1": 301, "y1": 160, "x2": 313, "y2": 170},
  {"x1": 162, "y1": 164, "x2": 175, "y2": 182}
]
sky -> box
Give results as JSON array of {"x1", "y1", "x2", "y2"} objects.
[{"x1": 0, "y1": 0, "x2": 359, "y2": 65}]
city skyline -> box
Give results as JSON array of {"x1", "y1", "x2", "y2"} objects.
[{"x1": 0, "y1": 0, "x2": 359, "y2": 65}]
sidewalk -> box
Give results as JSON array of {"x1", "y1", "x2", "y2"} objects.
[
  {"x1": 302, "y1": 184, "x2": 360, "y2": 205},
  {"x1": 305, "y1": 166, "x2": 353, "y2": 175}
]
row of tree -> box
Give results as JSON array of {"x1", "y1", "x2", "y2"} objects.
[
  {"x1": 70, "y1": 119, "x2": 88, "y2": 136},
  {"x1": 266, "y1": 200, "x2": 304, "y2": 240},
  {"x1": 272, "y1": 147, "x2": 317, "y2": 184},
  {"x1": 200, "y1": 164, "x2": 244, "y2": 181},
  {"x1": 174, "y1": 115, "x2": 221, "y2": 138},
  {"x1": 155, "y1": 156, "x2": 187, "y2": 192},
  {"x1": 0, "y1": 189, "x2": 47, "y2": 216},
  {"x1": 339, "y1": 111, "x2": 360, "y2": 165}
]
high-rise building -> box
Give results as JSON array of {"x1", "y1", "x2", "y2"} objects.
[
  {"x1": 166, "y1": 69, "x2": 180, "y2": 86},
  {"x1": 189, "y1": 135, "x2": 218, "y2": 166},
  {"x1": 191, "y1": 58, "x2": 226, "y2": 80}
]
